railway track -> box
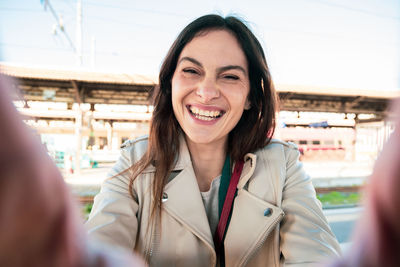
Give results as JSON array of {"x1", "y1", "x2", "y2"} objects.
[
  {"x1": 315, "y1": 185, "x2": 363, "y2": 194},
  {"x1": 76, "y1": 185, "x2": 363, "y2": 205},
  {"x1": 78, "y1": 195, "x2": 95, "y2": 205}
]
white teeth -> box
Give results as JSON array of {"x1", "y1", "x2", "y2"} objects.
[
  {"x1": 189, "y1": 106, "x2": 221, "y2": 119},
  {"x1": 192, "y1": 107, "x2": 199, "y2": 114},
  {"x1": 194, "y1": 114, "x2": 212, "y2": 121}
]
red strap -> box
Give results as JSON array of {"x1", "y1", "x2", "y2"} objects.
[{"x1": 214, "y1": 160, "x2": 244, "y2": 252}]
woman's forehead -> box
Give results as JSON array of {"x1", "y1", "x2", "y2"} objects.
[{"x1": 178, "y1": 30, "x2": 248, "y2": 69}]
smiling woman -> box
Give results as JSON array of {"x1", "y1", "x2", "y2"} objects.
[
  {"x1": 86, "y1": 14, "x2": 341, "y2": 266},
  {"x1": 171, "y1": 30, "x2": 251, "y2": 190}
]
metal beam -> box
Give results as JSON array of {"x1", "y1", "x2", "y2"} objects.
[{"x1": 71, "y1": 80, "x2": 82, "y2": 104}]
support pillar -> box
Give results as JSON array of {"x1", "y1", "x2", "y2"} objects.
[
  {"x1": 106, "y1": 120, "x2": 113, "y2": 151},
  {"x1": 352, "y1": 114, "x2": 358, "y2": 161},
  {"x1": 75, "y1": 105, "x2": 83, "y2": 175}
]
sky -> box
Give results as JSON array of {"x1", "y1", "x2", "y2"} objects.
[{"x1": 0, "y1": 0, "x2": 399, "y2": 91}]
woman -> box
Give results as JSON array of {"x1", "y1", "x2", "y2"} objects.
[{"x1": 86, "y1": 14, "x2": 340, "y2": 266}]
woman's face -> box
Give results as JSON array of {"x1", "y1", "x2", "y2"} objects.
[{"x1": 171, "y1": 30, "x2": 250, "y2": 148}]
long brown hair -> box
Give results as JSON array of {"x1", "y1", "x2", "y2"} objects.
[{"x1": 129, "y1": 14, "x2": 278, "y2": 221}]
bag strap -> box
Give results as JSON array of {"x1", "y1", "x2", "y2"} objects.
[{"x1": 214, "y1": 159, "x2": 244, "y2": 253}]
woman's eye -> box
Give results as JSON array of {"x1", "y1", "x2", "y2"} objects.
[
  {"x1": 182, "y1": 68, "x2": 199, "y2": 75},
  {"x1": 223, "y1": 74, "x2": 239, "y2": 80}
]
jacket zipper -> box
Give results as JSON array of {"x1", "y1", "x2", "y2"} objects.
[
  {"x1": 239, "y1": 212, "x2": 284, "y2": 267},
  {"x1": 144, "y1": 222, "x2": 154, "y2": 263},
  {"x1": 145, "y1": 214, "x2": 161, "y2": 264},
  {"x1": 145, "y1": 214, "x2": 157, "y2": 263}
]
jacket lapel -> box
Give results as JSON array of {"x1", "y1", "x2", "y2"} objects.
[{"x1": 161, "y1": 137, "x2": 215, "y2": 250}]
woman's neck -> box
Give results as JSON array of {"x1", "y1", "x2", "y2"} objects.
[{"x1": 185, "y1": 137, "x2": 227, "y2": 192}]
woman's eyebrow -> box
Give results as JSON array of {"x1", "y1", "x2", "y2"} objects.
[
  {"x1": 178, "y1": 56, "x2": 247, "y2": 75},
  {"x1": 178, "y1": 56, "x2": 203, "y2": 67},
  {"x1": 218, "y1": 65, "x2": 247, "y2": 75}
]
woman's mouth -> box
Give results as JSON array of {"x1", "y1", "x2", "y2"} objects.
[{"x1": 187, "y1": 105, "x2": 224, "y2": 121}]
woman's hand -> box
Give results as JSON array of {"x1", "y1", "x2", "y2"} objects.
[
  {"x1": 331, "y1": 98, "x2": 400, "y2": 267},
  {"x1": 0, "y1": 75, "x2": 146, "y2": 267}
]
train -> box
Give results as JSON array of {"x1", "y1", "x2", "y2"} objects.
[{"x1": 276, "y1": 126, "x2": 355, "y2": 161}]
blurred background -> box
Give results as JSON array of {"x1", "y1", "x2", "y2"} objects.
[{"x1": 1, "y1": 0, "x2": 399, "y2": 251}]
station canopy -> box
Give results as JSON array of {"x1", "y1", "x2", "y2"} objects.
[{"x1": 1, "y1": 64, "x2": 399, "y2": 121}]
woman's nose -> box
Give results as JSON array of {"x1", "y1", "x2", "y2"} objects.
[{"x1": 196, "y1": 78, "x2": 220, "y2": 102}]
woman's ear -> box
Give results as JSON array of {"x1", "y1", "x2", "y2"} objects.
[{"x1": 244, "y1": 99, "x2": 251, "y2": 110}]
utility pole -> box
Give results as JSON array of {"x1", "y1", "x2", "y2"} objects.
[
  {"x1": 75, "y1": 0, "x2": 83, "y2": 175},
  {"x1": 41, "y1": 0, "x2": 85, "y2": 176}
]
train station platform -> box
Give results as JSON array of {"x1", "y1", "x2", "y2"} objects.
[{"x1": 303, "y1": 160, "x2": 372, "y2": 187}]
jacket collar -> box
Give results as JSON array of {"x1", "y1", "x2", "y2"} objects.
[
  {"x1": 140, "y1": 134, "x2": 192, "y2": 174},
  {"x1": 172, "y1": 135, "x2": 258, "y2": 176},
  {"x1": 172, "y1": 134, "x2": 192, "y2": 171},
  {"x1": 141, "y1": 134, "x2": 257, "y2": 178}
]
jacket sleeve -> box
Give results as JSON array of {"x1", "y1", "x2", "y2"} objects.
[
  {"x1": 279, "y1": 143, "x2": 341, "y2": 266},
  {"x1": 85, "y1": 145, "x2": 139, "y2": 252}
]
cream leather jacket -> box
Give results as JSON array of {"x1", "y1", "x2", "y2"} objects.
[{"x1": 86, "y1": 136, "x2": 341, "y2": 266}]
